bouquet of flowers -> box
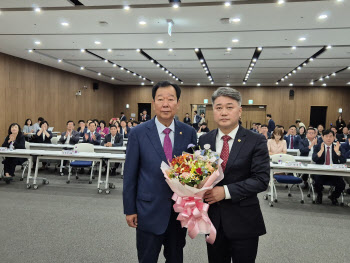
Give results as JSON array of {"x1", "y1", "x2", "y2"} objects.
[{"x1": 161, "y1": 144, "x2": 224, "y2": 244}]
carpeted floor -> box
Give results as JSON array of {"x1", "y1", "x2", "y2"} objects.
[{"x1": 0, "y1": 167, "x2": 349, "y2": 263}]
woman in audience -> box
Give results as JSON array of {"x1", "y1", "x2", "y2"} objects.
[
  {"x1": 127, "y1": 121, "x2": 133, "y2": 129},
  {"x1": 197, "y1": 122, "x2": 210, "y2": 133},
  {"x1": 317, "y1": 124, "x2": 324, "y2": 137},
  {"x1": 199, "y1": 113, "x2": 206, "y2": 126},
  {"x1": 298, "y1": 126, "x2": 306, "y2": 140},
  {"x1": 34, "y1": 121, "x2": 52, "y2": 143},
  {"x1": 23, "y1": 118, "x2": 35, "y2": 140},
  {"x1": 336, "y1": 115, "x2": 346, "y2": 134},
  {"x1": 267, "y1": 127, "x2": 287, "y2": 155},
  {"x1": 96, "y1": 120, "x2": 109, "y2": 139},
  {"x1": 77, "y1": 120, "x2": 87, "y2": 136},
  {"x1": 2, "y1": 123, "x2": 26, "y2": 181}
]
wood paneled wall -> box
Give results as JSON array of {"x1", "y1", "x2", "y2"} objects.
[
  {"x1": 114, "y1": 85, "x2": 350, "y2": 130},
  {"x1": 0, "y1": 52, "x2": 116, "y2": 139}
]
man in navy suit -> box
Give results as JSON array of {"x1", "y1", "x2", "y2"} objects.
[
  {"x1": 82, "y1": 122, "x2": 101, "y2": 145},
  {"x1": 199, "y1": 87, "x2": 270, "y2": 263},
  {"x1": 284, "y1": 125, "x2": 301, "y2": 149},
  {"x1": 312, "y1": 129, "x2": 346, "y2": 205},
  {"x1": 123, "y1": 81, "x2": 197, "y2": 263},
  {"x1": 266, "y1": 114, "x2": 275, "y2": 133}
]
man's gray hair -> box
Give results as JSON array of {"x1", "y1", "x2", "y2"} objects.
[{"x1": 212, "y1": 87, "x2": 242, "y2": 106}]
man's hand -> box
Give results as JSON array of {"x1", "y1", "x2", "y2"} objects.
[
  {"x1": 334, "y1": 141, "x2": 340, "y2": 152},
  {"x1": 204, "y1": 186, "x2": 225, "y2": 204},
  {"x1": 126, "y1": 214, "x2": 138, "y2": 228},
  {"x1": 84, "y1": 133, "x2": 89, "y2": 140},
  {"x1": 91, "y1": 134, "x2": 96, "y2": 141}
]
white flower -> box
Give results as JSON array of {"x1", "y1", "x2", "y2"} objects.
[
  {"x1": 195, "y1": 150, "x2": 201, "y2": 156},
  {"x1": 210, "y1": 157, "x2": 216, "y2": 163},
  {"x1": 204, "y1": 144, "x2": 211, "y2": 150}
]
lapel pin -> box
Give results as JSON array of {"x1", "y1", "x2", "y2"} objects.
[
  {"x1": 238, "y1": 139, "x2": 241, "y2": 142},
  {"x1": 180, "y1": 132, "x2": 182, "y2": 135}
]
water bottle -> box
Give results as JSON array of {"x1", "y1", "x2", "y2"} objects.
[{"x1": 9, "y1": 141, "x2": 14, "y2": 151}]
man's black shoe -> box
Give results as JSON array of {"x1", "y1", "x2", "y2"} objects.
[
  {"x1": 328, "y1": 195, "x2": 339, "y2": 206},
  {"x1": 316, "y1": 194, "x2": 323, "y2": 204}
]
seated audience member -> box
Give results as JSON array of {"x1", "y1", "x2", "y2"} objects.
[
  {"x1": 276, "y1": 125, "x2": 287, "y2": 136},
  {"x1": 83, "y1": 122, "x2": 101, "y2": 145},
  {"x1": 33, "y1": 117, "x2": 44, "y2": 132},
  {"x1": 109, "y1": 116, "x2": 117, "y2": 125},
  {"x1": 192, "y1": 110, "x2": 201, "y2": 130},
  {"x1": 336, "y1": 115, "x2": 346, "y2": 134},
  {"x1": 331, "y1": 127, "x2": 338, "y2": 141},
  {"x1": 96, "y1": 120, "x2": 109, "y2": 139},
  {"x1": 295, "y1": 119, "x2": 305, "y2": 132},
  {"x1": 197, "y1": 122, "x2": 210, "y2": 133},
  {"x1": 298, "y1": 126, "x2": 306, "y2": 140},
  {"x1": 23, "y1": 118, "x2": 35, "y2": 140},
  {"x1": 2, "y1": 123, "x2": 26, "y2": 181},
  {"x1": 284, "y1": 125, "x2": 301, "y2": 149},
  {"x1": 127, "y1": 121, "x2": 133, "y2": 129},
  {"x1": 317, "y1": 124, "x2": 324, "y2": 137},
  {"x1": 59, "y1": 120, "x2": 80, "y2": 145},
  {"x1": 183, "y1": 113, "x2": 191, "y2": 125},
  {"x1": 140, "y1": 110, "x2": 150, "y2": 122},
  {"x1": 34, "y1": 121, "x2": 52, "y2": 143},
  {"x1": 337, "y1": 127, "x2": 349, "y2": 142},
  {"x1": 267, "y1": 128, "x2": 287, "y2": 155},
  {"x1": 93, "y1": 119, "x2": 99, "y2": 128},
  {"x1": 266, "y1": 114, "x2": 276, "y2": 133},
  {"x1": 312, "y1": 130, "x2": 346, "y2": 205},
  {"x1": 104, "y1": 125, "x2": 123, "y2": 147},
  {"x1": 259, "y1": 124, "x2": 271, "y2": 139},
  {"x1": 250, "y1": 122, "x2": 258, "y2": 133},
  {"x1": 120, "y1": 112, "x2": 127, "y2": 122},
  {"x1": 199, "y1": 113, "x2": 206, "y2": 126},
  {"x1": 120, "y1": 120, "x2": 130, "y2": 138},
  {"x1": 77, "y1": 120, "x2": 87, "y2": 136},
  {"x1": 256, "y1": 123, "x2": 262, "y2": 133},
  {"x1": 132, "y1": 121, "x2": 139, "y2": 127}
]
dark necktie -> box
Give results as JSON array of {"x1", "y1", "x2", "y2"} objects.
[
  {"x1": 163, "y1": 128, "x2": 172, "y2": 162},
  {"x1": 325, "y1": 146, "x2": 330, "y2": 165},
  {"x1": 220, "y1": 135, "x2": 231, "y2": 172},
  {"x1": 291, "y1": 135, "x2": 294, "y2": 149}
]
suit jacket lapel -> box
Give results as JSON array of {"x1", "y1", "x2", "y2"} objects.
[
  {"x1": 173, "y1": 120, "x2": 185, "y2": 157},
  {"x1": 225, "y1": 126, "x2": 247, "y2": 172},
  {"x1": 209, "y1": 129, "x2": 218, "y2": 152},
  {"x1": 146, "y1": 118, "x2": 167, "y2": 163}
]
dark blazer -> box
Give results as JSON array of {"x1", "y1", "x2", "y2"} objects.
[
  {"x1": 140, "y1": 114, "x2": 151, "y2": 122},
  {"x1": 194, "y1": 114, "x2": 202, "y2": 124},
  {"x1": 120, "y1": 115, "x2": 127, "y2": 122},
  {"x1": 59, "y1": 130, "x2": 80, "y2": 144},
  {"x1": 299, "y1": 137, "x2": 322, "y2": 156},
  {"x1": 82, "y1": 131, "x2": 101, "y2": 145},
  {"x1": 104, "y1": 133, "x2": 123, "y2": 147},
  {"x1": 77, "y1": 127, "x2": 87, "y2": 137},
  {"x1": 336, "y1": 133, "x2": 349, "y2": 143},
  {"x1": 340, "y1": 142, "x2": 350, "y2": 159},
  {"x1": 284, "y1": 134, "x2": 301, "y2": 149},
  {"x1": 120, "y1": 127, "x2": 130, "y2": 138},
  {"x1": 123, "y1": 118, "x2": 197, "y2": 235},
  {"x1": 267, "y1": 119, "x2": 276, "y2": 133},
  {"x1": 34, "y1": 131, "x2": 53, "y2": 143},
  {"x1": 2, "y1": 134, "x2": 25, "y2": 149},
  {"x1": 183, "y1": 117, "x2": 191, "y2": 124},
  {"x1": 312, "y1": 143, "x2": 346, "y2": 164},
  {"x1": 198, "y1": 126, "x2": 270, "y2": 239}
]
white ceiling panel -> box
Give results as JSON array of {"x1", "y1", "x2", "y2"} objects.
[
  {"x1": 207, "y1": 60, "x2": 250, "y2": 68},
  {"x1": 310, "y1": 58, "x2": 350, "y2": 68},
  {"x1": 259, "y1": 47, "x2": 321, "y2": 59},
  {"x1": 202, "y1": 48, "x2": 255, "y2": 60},
  {"x1": 0, "y1": 0, "x2": 72, "y2": 8},
  {"x1": 36, "y1": 50, "x2": 95, "y2": 60},
  {"x1": 92, "y1": 49, "x2": 149, "y2": 61},
  {"x1": 318, "y1": 47, "x2": 350, "y2": 58},
  {"x1": 79, "y1": 0, "x2": 166, "y2": 6},
  {"x1": 255, "y1": 59, "x2": 306, "y2": 68},
  {"x1": 143, "y1": 49, "x2": 198, "y2": 61}
]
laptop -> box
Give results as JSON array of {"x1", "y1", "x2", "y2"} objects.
[{"x1": 48, "y1": 127, "x2": 54, "y2": 132}]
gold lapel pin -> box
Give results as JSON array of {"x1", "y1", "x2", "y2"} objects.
[
  {"x1": 180, "y1": 132, "x2": 182, "y2": 135},
  {"x1": 238, "y1": 139, "x2": 241, "y2": 142}
]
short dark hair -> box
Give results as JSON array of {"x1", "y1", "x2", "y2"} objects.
[
  {"x1": 120, "y1": 120, "x2": 126, "y2": 124},
  {"x1": 24, "y1": 118, "x2": 32, "y2": 126},
  {"x1": 78, "y1": 120, "x2": 85, "y2": 124},
  {"x1": 322, "y1": 129, "x2": 334, "y2": 136},
  {"x1": 152, "y1": 81, "x2": 181, "y2": 101},
  {"x1": 40, "y1": 121, "x2": 49, "y2": 127},
  {"x1": 110, "y1": 125, "x2": 117, "y2": 129},
  {"x1": 89, "y1": 122, "x2": 96, "y2": 127},
  {"x1": 261, "y1": 124, "x2": 268, "y2": 128},
  {"x1": 276, "y1": 125, "x2": 284, "y2": 129},
  {"x1": 133, "y1": 121, "x2": 139, "y2": 125},
  {"x1": 201, "y1": 122, "x2": 207, "y2": 126},
  {"x1": 289, "y1": 125, "x2": 297, "y2": 129},
  {"x1": 256, "y1": 123, "x2": 261, "y2": 126},
  {"x1": 99, "y1": 120, "x2": 106, "y2": 127},
  {"x1": 8, "y1": 123, "x2": 22, "y2": 136},
  {"x1": 194, "y1": 111, "x2": 197, "y2": 114},
  {"x1": 295, "y1": 120, "x2": 301, "y2": 124},
  {"x1": 271, "y1": 128, "x2": 284, "y2": 140},
  {"x1": 38, "y1": 117, "x2": 44, "y2": 122},
  {"x1": 186, "y1": 113, "x2": 189, "y2": 115},
  {"x1": 121, "y1": 112, "x2": 124, "y2": 115},
  {"x1": 267, "y1": 114, "x2": 272, "y2": 118},
  {"x1": 307, "y1": 128, "x2": 316, "y2": 132},
  {"x1": 66, "y1": 120, "x2": 75, "y2": 125}
]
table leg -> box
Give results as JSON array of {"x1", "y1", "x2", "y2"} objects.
[
  {"x1": 269, "y1": 170, "x2": 274, "y2": 206},
  {"x1": 97, "y1": 160, "x2": 103, "y2": 193},
  {"x1": 105, "y1": 160, "x2": 111, "y2": 191},
  {"x1": 33, "y1": 157, "x2": 40, "y2": 189},
  {"x1": 121, "y1": 162, "x2": 124, "y2": 176},
  {"x1": 26, "y1": 157, "x2": 32, "y2": 184}
]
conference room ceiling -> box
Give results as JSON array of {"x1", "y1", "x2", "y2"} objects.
[{"x1": 0, "y1": 0, "x2": 349, "y2": 87}]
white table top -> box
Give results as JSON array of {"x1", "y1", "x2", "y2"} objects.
[
  {"x1": 270, "y1": 162, "x2": 350, "y2": 176},
  {"x1": 29, "y1": 143, "x2": 126, "y2": 151}
]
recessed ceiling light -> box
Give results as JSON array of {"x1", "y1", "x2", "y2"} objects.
[
  {"x1": 232, "y1": 39, "x2": 239, "y2": 43},
  {"x1": 332, "y1": 73, "x2": 336, "y2": 76},
  {"x1": 28, "y1": 49, "x2": 33, "y2": 53},
  {"x1": 289, "y1": 83, "x2": 293, "y2": 86},
  {"x1": 98, "y1": 73, "x2": 101, "y2": 76},
  {"x1": 197, "y1": 83, "x2": 201, "y2": 86},
  {"x1": 226, "y1": 83, "x2": 230, "y2": 86},
  {"x1": 136, "y1": 49, "x2": 140, "y2": 52},
  {"x1": 227, "y1": 47, "x2": 232, "y2": 51},
  {"x1": 111, "y1": 77, "x2": 115, "y2": 80},
  {"x1": 292, "y1": 46, "x2": 297, "y2": 50},
  {"x1": 80, "y1": 67, "x2": 84, "y2": 70},
  {"x1": 257, "y1": 83, "x2": 261, "y2": 86},
  {"x1": 257, "y1": 47, "x2": 263, "y2": 51},
  {"x1": 211, "y1": 82, "x2": 214, "y2": 84},
  {"x1": 95, "y1": 41, "x2": 101, "y2": 45},
  {"x1": 195, "y1": 48, "x2": 199, "y2": 52},
  {"x1": 173, "y1": 3, "x2": 179, "y2": 8},
  {"x1": 104, "y1": 59, "x2": 108, "y2": 63},
  {"x1": 224, "y1": 2, "x2": 231, "y2": 7},
  {"x1": 169, "y1": 48, "x2": 173, "y2": 52},
  {"x1": 139, "y1": 21, "x2": 147, "y2": 25},
  {"x1": 80, "y1": 49, "x2": 85, "y2": 52},
  {"x1": 34, "y1": 41, "x2": 41, "y2": 45},
  {"x1": 123, "y1": 6, "x2": 130, "y2": 10},
  {"x1": 157, "y1": 40, "x2": 164, "y2": 44},
  {"x1": 34, "y1": 7, "x2": 41, "y2": 12},
  {"x1": 326, "y1": 45, "x2": 332, "y2": 49},
  {"x1": 277, "y1": 0, "x2": 285, "y2": 4},
  {"x1": 58, "y1": 59, "x2": 62, "y2": 63},
  {"x1": 61, "y1": 22, "x2": 69, "y2": 26},
  {"x1": 322, "y1": 83, "x2": 327, "y2": 86},
  {"x1": 108, "y1": 49, "x2": 112, "y2": 52},
  {"x1": 310, "y1": 81, "x2": 314, "y2": 85},
  {"x1": 141, "y1": 83, "x2": 145, "y2": 85},
  {"x1": 230, "y1": 18, "x2": 241, "y2": 23},
  {"x1": 299, "y1": 37, "x2": 306, "y2": 41},
  {"x1": 113, "y1": 64, "x2": 116, "y2": 67},
  {"x1": 318, "y1": 14, "x2": 328, "y2": 20}
]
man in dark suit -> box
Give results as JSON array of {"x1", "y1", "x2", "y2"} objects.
[
  {"x1": 59, "y1": 120, "x2": 80, "y2": 145},
  {"x1": 82, "y1": 122, "x2": 101, "y2": 145},
  {"x1": 183, "y1": 113, "x2": 191, "y2": 125},
  {"x1": 259, "y1": 124, "x2": 271, "y2": 139},
  {"x1": 312, "y1": 129, "x2": 346, "y2": 205},
  {"x1": 284, "y1": 125, "x2": 301, "y2": 149},
  {"x1": 199, "y1": 87, "x2": 270, "y2": 263},
  {"x1": 192, "y1": 110, "x2": 202, "y2": 131},
  {"x1": 104, "y1": 125, "x2": 123, "y2": 175},
  {"x1": 123, "y1": 81, "x2": 197, "y2": 263},
  {"x1": 120, "y1": 120, "x2": 131, "y2": 139},
  {"x1": 336, "y1": 127, "x2": 349, "y2": 142},
  {"x1": 120, "y1": 112, "x2": 127, "y2": 122},
  {"x1": 140, "y1": 110, "x2": 151, "y2": 122},
  {"x1": 250, "y1": 122, "x2": 258, "y2": 133},
  {"x1": 266, "y1": 114, "x2": 275, "y2": 133}
]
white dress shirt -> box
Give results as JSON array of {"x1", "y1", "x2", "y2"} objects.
[
  {"x1": 155, "y1": 117, "x2": 175, "y2": 149},
  {"x1": 215, "y1": 125, "x2": 239, "y2": 199},
  {"x1": 111, "y1": 135, "x2": 115, "y2": 145},
  {"x1": 307, "y1": 139, "x2": 314, "y2": 157},
  {"x1": 64, "y1": 132, "x2": 71, "y2": 144}
]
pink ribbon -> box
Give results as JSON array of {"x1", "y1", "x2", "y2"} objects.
[{"x1": 172, "y1": 193, "x2": 217, "y2": 244}]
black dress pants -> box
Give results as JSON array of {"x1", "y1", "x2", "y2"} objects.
[
  {"x1": 3, "y1": 157, "x2": 25, "y2": 176},
  {"x1": 313, "y1": 175, "x2": 345, "y2": 198}
]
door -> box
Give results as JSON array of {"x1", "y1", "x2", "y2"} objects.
[
  {"x1": 310, "y1": 106, "x2": 327, "y2": 128},
  {"x1": 138, "y1": 103, "x2": 152, "y2": 121},
  {"x1": 241, "y1": 105, "x2": 267, "y2": 129}
]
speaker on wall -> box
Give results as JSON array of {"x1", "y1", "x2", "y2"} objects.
[
  {"x1": 289, "y1": 89, "x2": 294, "y2": 97},
  {"x1": 93, "y1": 82, "x2": 99, "y2": 91}
]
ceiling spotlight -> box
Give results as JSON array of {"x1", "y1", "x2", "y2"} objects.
[
  {"x1": 166, "y1": 70, "x2": 169, "y2": 73},
  {"x1": 139, "y1": 76, "x2": 142, "y2": 78},
  {"x1": 325, "y1": 76, "x2": 330, "y2": 79},
  {"x1": 299, "y1": 37, "x2": 306, "y2": 41},
  {"x1": 98, "y1": 73, "x2": 101, "y2": 76},
  {"x1": 127, "y1": 70, "x2": 130, "y2": 73},
  {"x1": 80, "y1": 49, "x2": 85, "y2": 52},
  {"x1": 176, "y1": 78, "x2": 178, "y2": 80},
  {"x1": 288, "y1": 73, "x2": 292, "y2": 76},
  {"x1": 318, "y1": 14, "x2": 328, "y2": 20},
  {"x1": 319, "y1": 77, "x2": 323, "y2": 81},
  {"x1": 124, "y1": 5, "x2": 130, "y2": 10},
  {"x1": 111, "y1": 77, "x2": 115, "y2": 80},
  {"x1": 326, "y1": 45, "x2": 332, "y2": 49},
  {"x1": 161, "y1": 67, "x2": 165, "y2": 71},
  {"x1": 310, "y1": 81, "x2": 314, "y2": 85},
  {"x1": 195, "y1": 48, "x2": 199, "y2": 52},
  {"x1": 169, "y1": 48, "x2": 173, "y2": 52},
  {"x1": 281, "y1": 79, "x2": 285, "y2": 81},
  {"x1": 211, "y1": 82, "x2": 214, "y2": 84},
  {"x1": 251, "y1": 63, "x2": 255, "y2": 66},
  {"x1": 293, "y1": 70, "x2": 296, "y2": 73},
  {"x1": 34, "y1": 7, "x2": 41, "y2": 12},
  {"x1": 292, "y1": 46, "x2": 297, "y2": 50},
  {"x1": 277, "y1": 0, "x2": 285, "y2": 4},
  {"x1": 157, "y1": 40, "x2": 164, "y2": 44},
  {"x1": 28, "y1": 49, "x2": 33, "y2": 53},
  {"x1": 332, "y1": 73, "x2": 336, "y2": 76},
  {"x1": 230, "y1": 18, "x2": 241, "y2": 23},
  {"x1": 252, "y1": 58, "x2": 257, "y2": 62},
  {"x1": 309, "y1": 58, "x2": 314, "y2": 62},
  {"x1": 322, "y1": 83, "x2": 327, "y2": 86},
  {"x1": 206, "y1": 71, "x2": 209, "y2": 74},
  {"x1": 120, "y1": 67, "x2": 124, "y2": 70},
  {"x1": 275, "y1": 82, "x2": 279, "y2": 85},
  {"x1": 243, "y1": 82, "x2": 246, "y2": 85},
  {"x1": 151, "y1": 81, "x2": 154, "y2": 84},
  {"x1": 224, "y1": 2, "x2": 231, "y2": 7},
  {"x1": 173, "y1": 3, "x2": 179, "y2": 8},
  {"x1": 172, "y1": 76, "x2": 175, "y2": 79},
  {"x1": 169, "y1": 73, "x2": 172, "y2": 76},
  {"x1": 289, "y1": 83, "x2": 293, "y2": 86},
  {"x1": 139, "y1": 21, "x2": 147, "y2": 25},
  {"x1": 249, "y1": 67, "x2": 253, "y2": 70},
  {"x1": 34, "y1": 41, "x2": 41, "y2": 45},
  {"x1": 348, "y1": 66, "x2": 350, "y2": 70},
  {"x1": 58, "y1": 59, "x2": 62, "y2": 63},
  {"x1": 136, "y1": 49, "x2": 140, "y2": 52},
  {"x1": 226, "y1": 83, "x2": 230, "y2": 86},
  {"x1": 303, "y1": 63, "x2": 307, "y2": 66},
  {"x1": 141, "y1": 83, "x2": 145, "y2": 85},
  {"x1": 347, "y1": 82, "x2": 350, "y2": 85},
  {"x1": 104, "y1": 59, "x2": 108, "y2": 63},
  {"x1": 197, "y1": 83, "x2": 201, "y2": 86},
  {"x1": 297, "y1": 67, "x2": 301, "y2": 70},
  {"x1": 113, "y1": 64, "x2": 117, "y2": 67},
  {"x1": 200, "y1": 59, "x2": 204, "y2": 63},
  {"x1": 108, "y1": 49, "x2": 112, "y2": 52},
  {"x1": 232, "y1": 39, "x2": 239, "y2": 43},
  {"x1": 257, "y1": 47, "x2": 263, "y2": 51},
  {"x1": 61, "y1": 22, "x2": 69, "y2": 26},
  {"x1": 80, "y1": 67, "x2": 84, "y2": 70},
  {"x1": 156, "y1": 64, "x2": 160, "y2": 67},
  {"x1": 95, "y1": 41, "x2": 101, "y2": 45},
  {"x1": 133, "y1": 73, "x2": 136, "y2": 76},
  {"x1": 227, "y1": 47, "x2": 232, "y2": 51},
  {"x1": 257, "y1": 83, "x2": 261, "y2": 86},
  {"x1": 285, "y1": 76, "x2": 288, "y2": 79}
]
